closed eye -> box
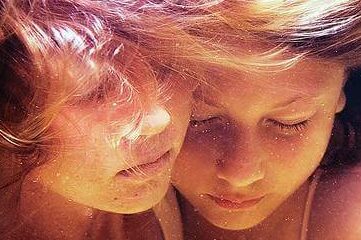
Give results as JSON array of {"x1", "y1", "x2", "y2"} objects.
[
  {"x1": 190, "y1": 116, "x2": 222, "y2": 127},
  {"x1": 268, "y1": 119, "x2": 310, "y2": 133}
]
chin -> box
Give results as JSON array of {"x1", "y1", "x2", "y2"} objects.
[
  {"x1": 198, "y1": 202, "x2": 271, "y2": 231},
  {"x1": 212, "y1": 214, "x2": 267, "y2": 230},
  {"x1": 202, "y1": 212, "x2": 258, "y2": 230},
  {"x1": 114, "y1": 184, "x2": 170, "y2": 214}
]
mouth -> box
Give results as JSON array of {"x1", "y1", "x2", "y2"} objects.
[
  {"x1": 116, "y1": 150, "x2": 171, "y2": 179},
  {"x1": 207, "y1": 194, "x2": 265, "y2": 210}
]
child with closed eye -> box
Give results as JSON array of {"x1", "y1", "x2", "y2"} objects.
[{"x1": 165, "y1": 1, "x2": 361, "y2": 239}]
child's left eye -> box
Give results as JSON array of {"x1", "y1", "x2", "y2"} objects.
[{"x1": 268, "y1": 119, "x2": 310, "y2": 134}]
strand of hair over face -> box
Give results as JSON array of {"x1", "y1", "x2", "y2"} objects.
[{"x1": 0, "y1": 1, "x2": 169, "y2": 156}]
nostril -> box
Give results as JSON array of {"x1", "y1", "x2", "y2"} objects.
[
  {"x1": 216, "y1": 162, "x2": 265, "y2": 187},
  {"x1": 141, "y1": 105, "x2": 170, "y2": 136}
]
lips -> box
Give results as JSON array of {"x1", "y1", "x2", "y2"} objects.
[
  {"x1": 116, "y1": 150, "x2": 171, "y2": 178},
  {"x1": 207, "y1": 194, "x2": 265, "y2": 210}
]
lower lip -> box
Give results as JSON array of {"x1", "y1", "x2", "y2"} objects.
[
  {"x1": 117, "y1": 151, "x2": 171, "y2": 178},
  {"x1": 208, "y1": 195, "x2": 264, "y2": 210}
]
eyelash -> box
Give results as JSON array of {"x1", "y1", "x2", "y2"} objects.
[
  {"x1": 190, "y1": 116, "x2": 221, "y2": 127},
  {"x1": 191, "y1": 116, "x2": 310, "y2": 134},
  {"x1": 267, "y1": 119, "x2": 310, "y2": 133}
]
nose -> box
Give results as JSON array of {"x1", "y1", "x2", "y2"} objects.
[
  {"x1": 140, "y1": 105, "x2": 171, "y2": 136},
  {"x1": 216, "y1": 140, "x2": 265, "y2": 187}
]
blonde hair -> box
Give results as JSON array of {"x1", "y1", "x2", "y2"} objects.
[
  {"x1": 0, "y1": 0, "x2": 183, "y2": 187},
  {"x1": 152, "y1": 0, "x2": 361, "y2": 71}
]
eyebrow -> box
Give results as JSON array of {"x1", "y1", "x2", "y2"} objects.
[
  {"x1": 195, "y1": 89, "x2": 319, "y2": 111},
  {"x1": 193, "y1": 88, "x2": 223, "y2": 108},
  {"x1": 272, "y1": 95, "x2": 319, "y2": 109}
]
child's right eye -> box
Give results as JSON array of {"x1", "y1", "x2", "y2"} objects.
[{"x1": 190, "y1": 116, "x2": 222, "y2": 128}]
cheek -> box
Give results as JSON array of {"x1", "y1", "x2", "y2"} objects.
[
  {"x1": 51, "y1": 116, "x2": 127, "y2": 181},
  {"x1": 267, "y1": 114, "x2": 335, "y2": 168},
  {"x1": 265, "y1": 121, "x2": 334, "y2": 192},
  {"x1": 172, "y1": 139, "x2": 214, "y2": 190},
  {"x1": 166, "y1": 90, "x2": 193, "y2": 148}
]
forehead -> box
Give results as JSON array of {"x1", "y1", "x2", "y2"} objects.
[{"x1": 201, "y1": 58, "x2": 345, "y2": 101}]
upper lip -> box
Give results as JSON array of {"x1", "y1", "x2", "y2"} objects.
[{"x1": 117, "y1": 130, "x2": 175, "y2": 170}]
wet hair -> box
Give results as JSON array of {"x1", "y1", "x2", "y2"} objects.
[
  {"x1": 0, "y1": 0, "x2": 186, "y2": 188},
  {"x1": 148, "y1": 1, "x2": 361, "y2": 70}
]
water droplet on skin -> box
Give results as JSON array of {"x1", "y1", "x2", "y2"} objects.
[
  {"x1": 32, "y1": 177, "x2": 39, "y2": 183},
  {"x1": 85, "y1": 209, "x2": 93, "y2": 218}
]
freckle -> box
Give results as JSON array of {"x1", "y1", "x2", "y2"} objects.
[{"x1": 114, "y1": 197, "x2": 118, "y2": 200}]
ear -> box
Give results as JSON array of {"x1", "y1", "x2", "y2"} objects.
[{"x1": 336, "y1": 90, "x2": 346, "y2": 113}]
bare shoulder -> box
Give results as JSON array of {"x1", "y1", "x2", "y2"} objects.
[{"x1": 308, "y1": 164, "x2": 361, "y2": 240}]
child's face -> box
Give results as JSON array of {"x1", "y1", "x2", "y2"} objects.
[
  {"x1": 172, "y1": 58, "x2": 346, "y2": 229},
  {"x1": 24, "y1": 61, "x2": 193, "y2": 214}
]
